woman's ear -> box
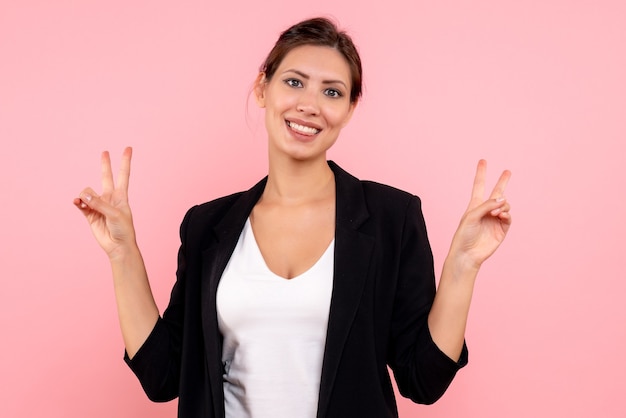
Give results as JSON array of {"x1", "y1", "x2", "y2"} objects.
[{"x1": 253, "y1": 72, "x2": 267, "y2": 108}]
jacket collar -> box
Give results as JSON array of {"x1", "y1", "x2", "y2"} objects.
[{"x1": 208, "y1": 160, "x2": 371, "y2": 245}]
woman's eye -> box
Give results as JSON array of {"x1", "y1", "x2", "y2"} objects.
[
  {"x1": 324, "y1": 88, "x2": 343, "y2": 98},
  {"x1": 285, "y1": 79, "x2": 303, "y2": 88}
]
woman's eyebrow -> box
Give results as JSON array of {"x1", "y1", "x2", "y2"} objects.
[{"x1": 283, "y1": 69, "x2": 348, "y2": 89}]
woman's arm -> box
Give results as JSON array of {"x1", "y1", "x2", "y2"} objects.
[
  {"x1": 74, "y1": 147, "x2": 159, "y2": 358},
  {"x1": 428, "y1": 160, "x2": 512, "y2": 361}
]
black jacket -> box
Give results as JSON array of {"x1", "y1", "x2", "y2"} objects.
[{"x1": 125, "y1": 161, "x2": 467, "y2": 417}]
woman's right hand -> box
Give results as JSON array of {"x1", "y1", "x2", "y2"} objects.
[{"x1": 74, "y1": 147, "x2": 137, "y2": 260}]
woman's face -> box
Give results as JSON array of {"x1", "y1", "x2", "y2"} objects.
[{"x1": 255, "y1": 45, "x2": 356, "y2": 163}]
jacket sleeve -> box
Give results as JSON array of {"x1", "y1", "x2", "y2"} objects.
[
  {"x1": 123, "y1": 205, "x2": 197, "y2": 402},
  {"x1": 387, "y1": 195, "x2": 468, "y2": 405}
]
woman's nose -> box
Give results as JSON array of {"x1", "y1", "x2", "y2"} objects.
[{"x1": 296, "y1": 90, "x2": 320, "y2": 115}]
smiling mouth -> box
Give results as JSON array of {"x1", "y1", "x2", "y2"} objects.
[{"x1": 286, "y1": 120, "x2": 321, "y2": 135}]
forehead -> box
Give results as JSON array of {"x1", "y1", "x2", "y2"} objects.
[{"x1": 276, "y1": 45, "x2": 352, "y2": 83}]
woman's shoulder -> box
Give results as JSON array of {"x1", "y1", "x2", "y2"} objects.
[
  {"x1": 330, "y1": 161, "x2": 421, "y2": 210},
  {"x1": 182, "y1": 176, "x2": 268, "y2": 229},
  {"x1": 359, "y1": 180, "x2": 424, "y2": 225},
  {"x1": 361, "y1": 179, "x2": 418, "y2": 202},
  {"x1": 181, "y1": 191, "x2": 242, "y2": 223},
  {"x1": 194, "y1": 191, "x2": 247, "y2": 213}
]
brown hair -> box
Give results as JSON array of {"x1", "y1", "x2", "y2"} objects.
[{"x1": 260, "y1": 17, "x2": 363, "y2": 103}]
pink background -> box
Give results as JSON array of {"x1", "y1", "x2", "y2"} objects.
[{"x1": 1, "y1": 0, "x2": 625, "y2": 417}]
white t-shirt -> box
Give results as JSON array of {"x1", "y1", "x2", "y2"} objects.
[{"x1": 216, "y1": 219, "x2": 334, "y2": 418}]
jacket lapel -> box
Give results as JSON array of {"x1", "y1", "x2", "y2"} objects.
[
  {"x1": 317, "y1": 162, "x2": 375, "y2": 418},
  {"x1": 200, "y1": 177, "x2": 267, "y2": 418}
]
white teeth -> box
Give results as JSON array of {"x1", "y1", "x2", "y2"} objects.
[{"x1": 288, "y1": 121, "x2": 320, "y2": 135}]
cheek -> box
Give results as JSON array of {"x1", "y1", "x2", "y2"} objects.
[
  {"x1": 327, "y1": 107, "x2": 353, "y2": 128},
  {"x1": 265, "y1": 86, "x2": 298, "y2": 113}
]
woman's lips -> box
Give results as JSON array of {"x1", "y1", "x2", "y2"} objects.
[{"x1": 286, "y1": 120, "x2": 321, "y2": 135}]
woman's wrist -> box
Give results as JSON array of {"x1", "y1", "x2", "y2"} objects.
[
  {"x1": 107, "y1": 240, "x2": 142, "y2": 264},
  {"x1": 442, "y1": 249, "x2": 481, "y2": 285}
]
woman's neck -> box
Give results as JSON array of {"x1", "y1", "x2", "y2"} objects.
[{"x1": 263, "y1": 155, "x2": 335, "y2": 205}]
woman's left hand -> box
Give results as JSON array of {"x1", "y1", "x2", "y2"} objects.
[{"x1": 449, "y1": 159, "x2": 512, "y2": 271}]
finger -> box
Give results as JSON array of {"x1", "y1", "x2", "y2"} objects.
[
  {"x1": 490, "y1": 200, "x2": 510, "y2": 216},
  {"x1": 471, "y1": 159, "x2": 487, "y2": 201},
  {"x1": 489, "y1": 169, "x2": 511, "y2": 200},
  {"x1": 497, "y1": 210, "x2": 512, "y2": 225},
  {"x1": 78, "y1": 187, "x2": 118, "y2": 219},
  {"x1": 116, "y1": 147, "x2": 133, "y2": 193},
  {"x1": 493, "y1": 208, "x2": 512, "y2": 235},
  {"x1": 74, "y1": 189, "x2": 100, "y2": 217},
  {"x1": 468, "y1": 196, "x2": 507, "y2": 220},
  {"x1": 101, "y1": 151, "x2": 114, "y2": 193},
  {"x1": 498, "y1": 201, "x2": 511, "y2": 213},
  {"x1": 73, "y1": 197, "x2": 90, "y2": 212}
]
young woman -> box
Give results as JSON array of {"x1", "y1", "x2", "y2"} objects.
[{"x1": 74, "y1": 17, "x2": 511, "y2": 418}]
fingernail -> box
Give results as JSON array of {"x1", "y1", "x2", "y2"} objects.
[
  {"x1": 81, "y1": 193, "x2": 92, "y2": 202},
  {"x1": 496, "y1": 197, "x2": 506, "y2": 202},
  {"x1": 491, "y1": 208, "x2": 501, "y2": 215}
]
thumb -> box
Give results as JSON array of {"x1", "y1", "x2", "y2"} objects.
[
  {"x1": 76, "y1": 188, "x2": 118, "y2": 219},
  {"x1": 469, "y1": 197, "x2": 507, "y2": 220}
]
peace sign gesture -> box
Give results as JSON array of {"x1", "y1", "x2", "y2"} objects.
[
  {"x1": 449, "y1": 160, "x2": 512, "y2": 270},
  {"x1": 73, "y1": 147, "x2": 137, "y2": 260}
]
